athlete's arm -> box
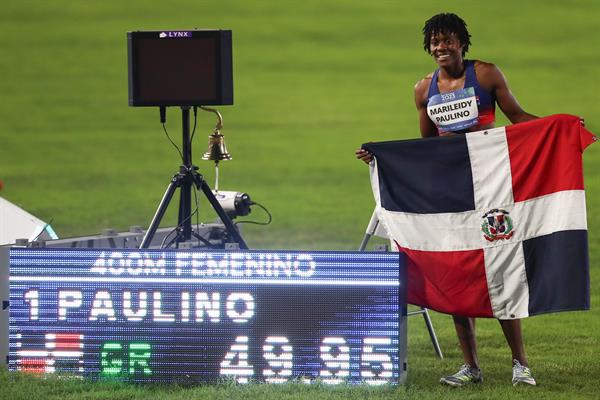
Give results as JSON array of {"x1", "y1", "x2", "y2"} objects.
[
  {"x1": 415, "y1": 77, "x2": 438, "y2": 138},
  {"x1": 480, "y1": 62, "x2": 537, "y2": 124}
]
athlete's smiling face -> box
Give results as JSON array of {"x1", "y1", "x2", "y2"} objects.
[{"x1": 429, "y1": 31, "x2": 464, "y2": 67}]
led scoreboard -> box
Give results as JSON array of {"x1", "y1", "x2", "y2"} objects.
[{"x1": 6, "y1": 248, "x2": 406, "y2": 384}]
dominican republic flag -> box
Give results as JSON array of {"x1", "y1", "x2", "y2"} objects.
[{"x1": 363, "y1": 114, "x2": 596, "y2": 319}]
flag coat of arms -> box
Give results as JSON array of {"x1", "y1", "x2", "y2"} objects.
[{"x1": 363, "y1": 114, "x2": 595, "y2": 319}]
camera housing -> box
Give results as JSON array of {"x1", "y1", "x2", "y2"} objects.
[{"x1": 212, "y1": 191, "x2": 252, "y2": 218}]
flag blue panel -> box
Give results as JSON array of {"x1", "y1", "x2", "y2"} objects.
[
  {"x1": 364, "y1": 136, "x2": 475, "y2": 214},
  {"x1": 523, "y1": 230, "x2": 590, "y2": 316}
]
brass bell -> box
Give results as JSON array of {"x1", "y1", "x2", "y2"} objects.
[
  {"x1": 202, "y1": 132, "x2": 232, "y2": 161},
  {"x1": 199, "y1": 106, "x2": 232, "y2": 162}
]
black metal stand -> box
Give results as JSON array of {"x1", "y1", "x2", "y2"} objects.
[{"x1": 139, "y1": 106, "x2": 248, "y2": 249}]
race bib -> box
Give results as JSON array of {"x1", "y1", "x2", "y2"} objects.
[{"x1": 427, "y1": 87, "x2": 479, "y2": 132}]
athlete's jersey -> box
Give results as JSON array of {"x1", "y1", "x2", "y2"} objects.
[{"x1": 426, "y1": 60, "x2": 496, "y2": 134}]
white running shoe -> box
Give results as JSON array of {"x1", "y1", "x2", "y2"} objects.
[
  {"x1": 512, "y1": 359, "x2": 537, "y2": 386},
  {"x1": 439, "y1": 364, "x2": 483, "y2": 387}
]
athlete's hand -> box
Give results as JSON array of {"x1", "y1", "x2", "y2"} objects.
[{"x1": 355, "y1": 148, "x2": 373, "y2": 164}]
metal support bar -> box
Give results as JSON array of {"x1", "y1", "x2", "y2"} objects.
[
  {"x1": 359, "y1": 208, "x2": 443, "y2": 359},
  {"x1": 407, "y1": 308, "x2": 444, "y2": 359}
]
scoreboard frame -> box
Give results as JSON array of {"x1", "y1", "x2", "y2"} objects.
[{"x1": 1, "y1": 247, "x2": 406, "y2": 384}]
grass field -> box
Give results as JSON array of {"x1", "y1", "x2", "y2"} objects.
[{"x1": 1, "y1": 0, "x2": 599, "y2": 399}]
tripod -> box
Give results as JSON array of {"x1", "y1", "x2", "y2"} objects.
[{"x1": 139, "y1": 106, "x2": 248, "y2": 249}]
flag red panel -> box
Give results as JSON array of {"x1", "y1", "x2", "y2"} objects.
[
  {"x1": 507, "y1": 114, "x2": 595, "y2": 202},
  {"x1": 399, "y1": 244, "x2": 494, "y2": 318}
]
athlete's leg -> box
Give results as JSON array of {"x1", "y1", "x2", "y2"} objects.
[
  {"x1": 439, "y1": 316, "x2": 482, "y2": 386},
  {"x1": 499, "y1": 319, "x2": 528, "y2": 366},
  {"x1": 453, "y1": 315, "x2": 479, "y2": 367}
]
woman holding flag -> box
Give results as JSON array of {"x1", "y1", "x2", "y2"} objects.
[{"x1": 356, "y1": 13, "x2": 539, "y2": 387}]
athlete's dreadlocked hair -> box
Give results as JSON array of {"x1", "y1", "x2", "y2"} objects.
[{"x1": 422, "y1": 13, "x2": 471, "y2": 56}]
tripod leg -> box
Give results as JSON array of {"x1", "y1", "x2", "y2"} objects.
[
  {"x1": 140, "y1": 178, "x2": 179, "y2": 249},
  {"x1": 194, "y1": 174, "x2": 249, "y2": 249},
  {"x1": 358, "y1": 233, "x2": 372, "y2": 251},
  {"x1": 422, "y1": 308, "x2": 444, "y2": 359},
  {"x1": 358, "y1": 210, "x2": 379, "y2": 251}
]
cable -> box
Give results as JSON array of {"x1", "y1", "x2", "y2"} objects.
[
  {"x1": 193, "y1": 182, "x2": 201, "y2": 239},
  {"x1": 190, "y1": 106, "x2": 198, "y2": 143},
  {"x1": 162, "y1": 122, "x2": 184, "y2": 163},
  {"x1": 159, "y1": 199, "x2": 214, "y2": 249},
  {"x1": 235, "y1": 201, "x2": 272, "y2": 226},
  {"x1": 159, "y1": 207, "x2": 199, "y2": 248},
  {"x1": 189, "y1": 106, "x2": 199, "y2": 164},
  {"x1": 160, "y1": 224, "x2": 182, "y2": 249}
]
